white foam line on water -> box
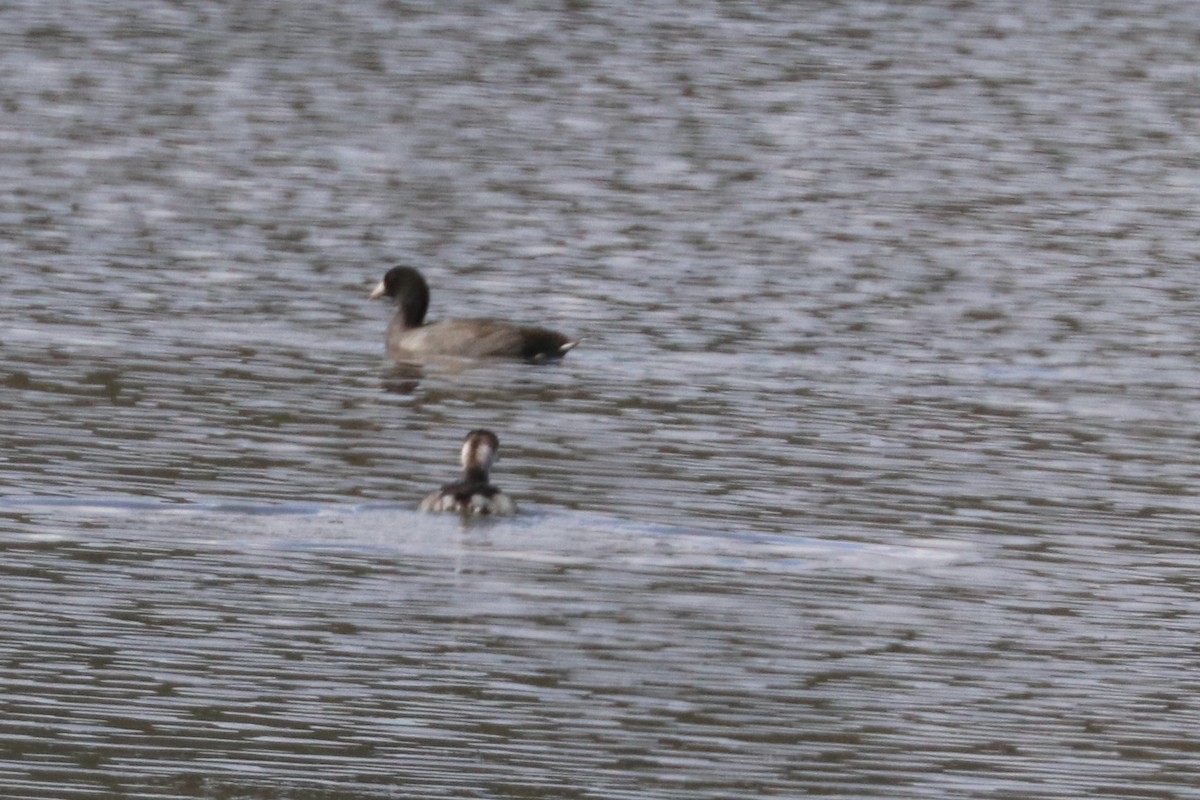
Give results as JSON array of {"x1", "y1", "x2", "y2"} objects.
[{"x1": 0, "y1": 496, "x2": 978, "y2": 575}]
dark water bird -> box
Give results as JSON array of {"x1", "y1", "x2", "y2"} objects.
[
  {"x1": 419, "y1": 429, "x2": 517, "y2": 515},
  {"x1": 369, "y1": 266, "x2": 577, "y2": 360}
]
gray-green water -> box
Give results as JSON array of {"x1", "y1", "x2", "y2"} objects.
[{"x1": 3, "y1": 1, "x2": 1200, "y2": 797}]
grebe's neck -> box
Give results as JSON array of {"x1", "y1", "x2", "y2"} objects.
[{"x1": 463, "y1": 465, "x2": 490, "y2": 484}]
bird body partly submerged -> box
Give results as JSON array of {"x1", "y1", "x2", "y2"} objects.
[
  {"x1": 419, "y1": 429, "x2": 517, "y2": 516},
  {"x1": 388, "y1": 317, "x2": 574, "y2": 361},
  {"x1": 418, "y1": 479, "x2": 517, "y2": 515},
  {"x1": 370, "y1": 266, "x2": 577, "y2": 361}
]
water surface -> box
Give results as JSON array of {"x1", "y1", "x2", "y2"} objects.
[{"x1": 3, "y1": 1, "x2": 1200, "y2": 797}]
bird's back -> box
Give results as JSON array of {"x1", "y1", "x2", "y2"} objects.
[{"x1": 389, "y1": 318, "x2": 574, "y2": 360}]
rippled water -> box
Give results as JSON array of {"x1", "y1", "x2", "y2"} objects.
[{"x1": 4, "y1": 1, "x2": 1200, "y2": 797}]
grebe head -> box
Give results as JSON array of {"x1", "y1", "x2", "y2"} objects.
[
  {"x1": 461, "y1": 429, "x2": 500, "y2": 476},
  {"x1": 369, "y1": 265, "x2": 430, "y2": 328}
]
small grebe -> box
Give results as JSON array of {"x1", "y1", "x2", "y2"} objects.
[
  {"x1": 369, "y1": 266, "x2": 577, "y2": 360},
  {"x1": 418, "y1": 429, "x2": 517, "y2": 516}
]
